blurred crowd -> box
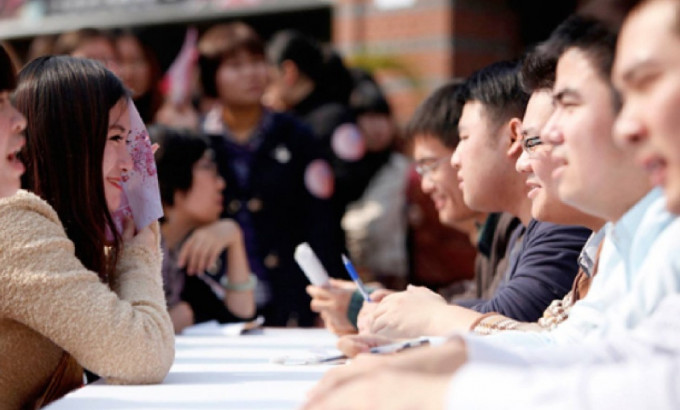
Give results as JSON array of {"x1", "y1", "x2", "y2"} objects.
[{"x1": 2, "y1": 23, "x2": 479, "y2": 332}]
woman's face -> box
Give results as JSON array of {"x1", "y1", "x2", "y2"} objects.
[
  {"x1": 0, "y1": 91, "x2": 27, "y2": 199},
  {"x1": 175, "y1": 152, "x2": 225, "y2": 225},
  {"x1": 215, "y1": 50, "x2": 268, "y2": 107},
  {"x1": 72, "y1": 37, "x2": 121, "y2": 77},
  {"x1": 357, "y1": 113, "x2": 395, "y2": 152},
  {"x1": 117, "y1": 36, "x2": 151, "y2": 98},
  {"x1": 103, "y1": 99, "x2": 133, "y2": 211}
]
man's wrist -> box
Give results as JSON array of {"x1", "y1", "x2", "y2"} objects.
[{"x1": 425, "y1": 305, "x2": 456, "y2": 336}]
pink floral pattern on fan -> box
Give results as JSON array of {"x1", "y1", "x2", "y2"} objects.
[
  {"x1": 123, "y1": 128, "x2": 158, "y2": 181},
  {"x1": 109, "y1": 99, "x2": 164, "y2": 238}
]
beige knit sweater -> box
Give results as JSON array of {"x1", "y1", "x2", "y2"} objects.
[{"x1": 0, "y1": 190, "x2": 175, "y2": 409}]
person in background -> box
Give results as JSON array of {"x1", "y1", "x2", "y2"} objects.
[
  {"x1": 1, "y1": 54, "x2": 173, "y2": 408},
  {"x1": 54, "y1": 28, "x2": 120, "y2": 75},
  {"x1": 265, "y1": 30, "x2": 355, "y2": 148},
  {"x1": 26, "y1": 34, "x2": 57, "y2": 62},
  {"x1": 151, "y1": 125, "x2": 256, "y2": 334},
  {"x1": 198, "y1": 22, "x2": 344, "y2": 326},
  {"x1": 115, "y1": 31, "x2": 162, "y2": 124},
  {"x1": 343, "y1": 72, "x2": 478, "y2": 293},
  {"x1": 266, "y1": 31, "x2": 368, "y2": 255},
  {"x1": 341, "y1": 72, "x2": 410, "y2": 289}
]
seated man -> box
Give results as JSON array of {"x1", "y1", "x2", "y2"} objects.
[
  {"x1": 304, "y1": 293, "x2": 680, "y2": 410},
  {"x1": 152, "y1": 125, "x2": 256, "y2": 333},
  {"x1": 352, "y1": 60, "x2": 592, "y2": 339}
]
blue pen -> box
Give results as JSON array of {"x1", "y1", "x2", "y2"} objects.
[{"x1": 341, "y1": 254, "x2": 373, "y2": 302}]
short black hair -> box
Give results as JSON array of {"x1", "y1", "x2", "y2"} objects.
[
  {"x1": 541, "y1": 14, "x2": 618, "y2": 82},
  {"x1": 149, "y1": 125, "x2": 210, "y2": 207},
  {"x1": 520, "y1": 43, "x2": 560, "y2": 93},
  {"x1": 349, "y1": 72, "x2": 391, "y2": 116},
  {"x1": 405, "y1": 81, "x2": 465, "y2": 148},
  {"x1": 581, "y1": 0, "x2": 645, "y2": 30},
  {"x1": 463, "y1": 60, "x2": 529, "y2": 125},
  {"x1": 0, "y1": 45, "x2": 16, "y2": 92},
  {"x1": 198, "y1": 22, "x2": 265, "y2": 98},
  {"x1": 518, "y1": 15, "x2": 604, "y2": 94},
  {"x1": 322, "y1": 46, "x2": 354, "y2": 105},
  {"x1": 266, "y1": 30, "x2": 324, "y2": 83}
]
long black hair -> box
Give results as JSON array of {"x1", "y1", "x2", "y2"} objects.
[{"x1": 15, "y1": 56, "x2": 129, "y2": 278}]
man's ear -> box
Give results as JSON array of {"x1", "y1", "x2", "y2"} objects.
[
  {"x1": 507, "y1": 117, "x2": 523, "y2": 158},
  {"x1": 281, "y1": 60, "x2": 300, "y2": 87}
]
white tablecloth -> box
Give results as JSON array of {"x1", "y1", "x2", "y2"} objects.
[{"x1": 47, "y1": 328, "x2": 340, "y2": 409}]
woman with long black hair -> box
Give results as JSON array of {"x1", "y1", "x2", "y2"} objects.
[{"x1": 0, "y1": 55, "x2": 173, "y2": 408}]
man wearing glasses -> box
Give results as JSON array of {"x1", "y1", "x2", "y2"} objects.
[{"x1": 348, "y1": 60, "x2": 590, "y2": 340}]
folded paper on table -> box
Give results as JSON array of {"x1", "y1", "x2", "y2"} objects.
[
  {"x1": 110, "y1": 99, "x2": 164, "y2": 236},
  {"x1": 182, "y1": 316, "x2": 265, "y2": 336}
]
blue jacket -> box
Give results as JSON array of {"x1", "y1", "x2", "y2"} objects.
[
  {"x1": 464, "y1": 220, "x2": 590, "y2": 322},
  {"x1": 208, "y1": 111, "x2": 344, "y2": 327}
]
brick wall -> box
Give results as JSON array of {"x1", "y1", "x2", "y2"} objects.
[{"x1": 332, "y1": 0, "x2": 520, "y2": 123}]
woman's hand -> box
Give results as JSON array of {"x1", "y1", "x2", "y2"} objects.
[
  {"x1": 122, "y1": 216, "x2": 157, "y2": 250},
  {"x1": 178, "y1": 220, "x2": 243, "y2": 275}
]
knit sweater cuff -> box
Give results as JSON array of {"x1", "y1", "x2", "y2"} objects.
[
  {"x1": 111, "y1": 226, "x2": 163, "y2": 294},
  {"x1": 470, "y1": 312, "x2": 521, "y2": 335}
]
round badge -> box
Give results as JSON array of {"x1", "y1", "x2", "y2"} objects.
[
  {"x1": 331, "y1": 123, "x2": 366, "y2": 161},
  {"x1": 304, "y1": 159, "x2": 335, "y2": 199}
]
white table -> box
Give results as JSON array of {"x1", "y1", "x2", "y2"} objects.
[{"x1": 48, "y1": 328, "x2": 340, "y2": 409}]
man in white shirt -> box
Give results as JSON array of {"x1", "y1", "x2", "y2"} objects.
[{"x1": 303, "y1": 292, "x2": 680, "y2": 410}]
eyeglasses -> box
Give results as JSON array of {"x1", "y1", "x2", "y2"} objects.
[
  {"x1": 521, "y1": 135, "x2": 551, "y2": 158},
  {"x1": 415, "y1": 157, "x2": 449, "y2": 178}
]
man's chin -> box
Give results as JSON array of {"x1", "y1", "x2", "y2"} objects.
[{"x1": 665, "y1": 186, "x2": 680, "y2": 215}]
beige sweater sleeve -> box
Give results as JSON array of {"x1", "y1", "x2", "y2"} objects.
[{"x1": 0, "y1": 191, "x2": 174, "y2": 384}]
